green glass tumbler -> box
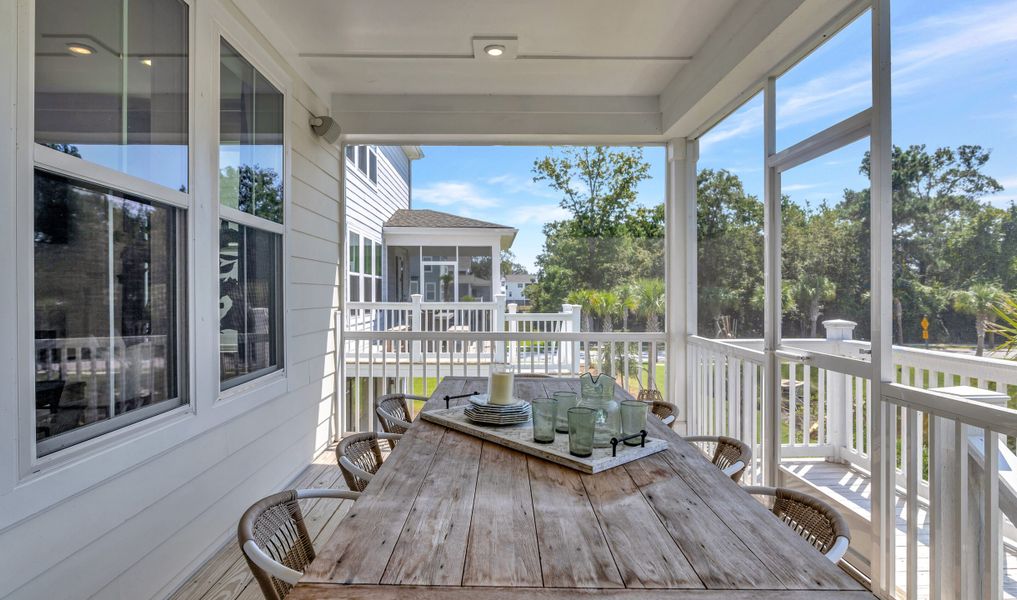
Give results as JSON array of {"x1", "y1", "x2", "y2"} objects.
[
  {"x1": 567, "y1": 407, "x2": 596, "y2": 458},
  {"x1": 552, "y1": 391, "x2": 578, "y2": 433},
  {"x1": 531, "y1": 398, "x2": 557, "y2": 444},
  {"x1": 620, "y1": 400, "x2": 648, "y2": 446}
]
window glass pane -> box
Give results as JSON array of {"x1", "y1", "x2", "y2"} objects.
[
  {"x1": 697, "y1": 93, "x2": 765, "y2": 338},
  {"x1": 776, "y1": 10, "x2": 871, "y2": 151},
  {"x1": 363, "y1": 277, "x2": 373, "y2": 302},
  {"x1": 458, "y1": 246, "x2": 493, "y2": 301},
  {"x1": 357, "y1": 146, "x2": 368, "y2": 174},
  {"x1": 369, "y1": 150, "x2": 378, "y2": 184},
  {"x1": 34, "y1": 170, "x2": 183, "y2": 454},
  {"x1": 348, "y1": 232, "x2": 359, "y2": 273},
  {"x1": 219, "y1": 39, "x2": 284, "y2": 223},
  {"x1": 375, "y1": 242, "x2": 382, "y2": 275},
  {"x1": 375, "y1": 278, "x2": 382, "y2": 302},
  {"x1": 219, "y1": 220, "x2": 282, "y2": 387},
  {"x1": 363, "y1": 240, "x2": 373, "y2": 276},
  {"x1": 345, "y1": 145, "x2": 355, "y2": 162},
  {"x1": 349, "y1": 274, "x2": 360, "y2": 301},
  {"x1": 35, "y1": 0, "x2": 189, "y2": 191}
]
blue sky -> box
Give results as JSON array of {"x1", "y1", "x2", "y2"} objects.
[{"x1": 411, "y1": 0, "x2": 1017, "y2": 272}]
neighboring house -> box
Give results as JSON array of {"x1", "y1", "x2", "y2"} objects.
[
  {"x1": 344, "y1": 146, "x2": 517, "y2": 304},
  {"x1": 345, "y1": 145, "x2": 422, "y2": 302},
  {"x1": 504, "y1": 273, "x2": 536, "y2": 304},
  {"x1": 383, "y1": 209, "x2": 517, "y2": 302}
]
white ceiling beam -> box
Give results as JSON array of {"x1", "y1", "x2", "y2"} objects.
[
  {"x1": 333, "y1": 94, "x2": 663, "y2": 144},
  {"x1": 660, "y1": 0, "x2": 862, "y2": 140}
]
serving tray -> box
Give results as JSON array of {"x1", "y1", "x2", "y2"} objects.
[{"x1": 420, "y1": 404, "x2": 668, "y2": 474}]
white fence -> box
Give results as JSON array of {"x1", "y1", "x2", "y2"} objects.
[
  {"x1": 340, "y1": 328, "x2": 666, "y2": 433},
  {"x1": 687, "y1": 324, "x2": 1017, "y2": 598}
]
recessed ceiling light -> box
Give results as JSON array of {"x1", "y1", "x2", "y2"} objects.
[
  {"x1": 66, "y1": 43, "x2": 96, "y2": 56},
  {"x1": 140, "y1": 58, "x2": 152, "y2": 67},
  {"x1": 484, "y1": 44, "x2": 505, "y2": 57}
]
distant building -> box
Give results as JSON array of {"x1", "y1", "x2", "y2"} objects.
[
  {"x1": 504, "y1": 273, "x2": 536, "y2": 304},
  {"x1": 345, "y1": 146, "x2": 517, "y2": 303}
]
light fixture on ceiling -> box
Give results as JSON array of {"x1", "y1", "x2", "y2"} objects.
[
  {"x1": 472, "y1": 36, "x2": 518, "y2": 60},
  {"x1": 66, "y1": 43, "x2": 96, "y2": 56},
  {"x1": 140, "y1": 58, "x2": 152, "y2": 67}
]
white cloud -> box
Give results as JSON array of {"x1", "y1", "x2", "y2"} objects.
[
  {"x1": 485, "y1": 174, "x2": 557, "y2": 198},
  {"x1": 414, "y1": 181, "x2": 500, "y2": 208},
  {"x1": 500, "y1": 203, "x2": 571, "y2": 226},
  {"x1": 782, "y1": 183, "x2": 820, "y2": 192}
]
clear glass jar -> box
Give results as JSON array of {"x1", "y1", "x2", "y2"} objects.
[{"x1": 577, "y1": 373, "x2": 620, "y2": 447}]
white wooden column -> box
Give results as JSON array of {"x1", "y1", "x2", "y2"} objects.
[
  {"x1": 665, "y1": 138, "x2": 696, "y2": 435},
  {"x1": 763, "y1": 76, "x2": 782, "y2": 486},
  {"x1": 869, "y1": 0, "x2": 895, "y2": 594}
]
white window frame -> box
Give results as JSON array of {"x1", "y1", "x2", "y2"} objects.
[
  {"x1": 345, "y1": 144, "x2": 379, "y2": 188},
  {"x1": 213, "y1": 23, "x2": 291, "y2": 400},
  {"x1": 14, "y1": 0, "x2": 198, "y2": 477}
]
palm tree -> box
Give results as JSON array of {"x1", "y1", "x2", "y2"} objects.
[
  {"x1": 589, "y1": 290, "x2": 621, "y2": 332},
  {"x1": 566, "y1": 289, "x2": 596, "y2": 332},
  {"x1": 990, "y1": 293, "x2": 1017, "y2": 358},
  {"x1": 635, "y1": 278, "x2": 665, "y2": 332},
  {"x1": 790, "y1": 275, "x2": 837, "y2": 337},
  {"x1": 953, "y1": 283, "x2": 1007, "y2": 356},
  {"x1": 613, "y1": 284, "x2": 638, "y2": 331}
]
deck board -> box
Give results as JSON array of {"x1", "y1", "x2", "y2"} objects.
[{"x1": 169, "y1": 447, "x2": 357, "y2": 600}]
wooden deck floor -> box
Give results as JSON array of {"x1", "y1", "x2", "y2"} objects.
[
  {"x1": 783, "y1": 458, "x2": 1017, "y2": 599},
  {"x1": 168, "y1": 447, "x2": 356, "y2": 600}
]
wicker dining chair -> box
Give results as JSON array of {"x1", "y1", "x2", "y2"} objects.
[
  {"x1": 336, "y1": 431, "x2": 402, "y2": 492},
  {"x1": 743, "y1": 486, "x2": 851, "y2": 562},
  {"x1": 683, "y1": 435, "x2": 751, "y2": 482},
  {"x1": 238, "y1": 488, "x2": 361, "y2": 600},
  {"x1": 376, "y1": 393, "x2": 427, "y2": 445}
]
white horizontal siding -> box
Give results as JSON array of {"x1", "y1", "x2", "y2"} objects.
[{"x1": 0, "y1": 3, "x2": 343, "y2": 598}]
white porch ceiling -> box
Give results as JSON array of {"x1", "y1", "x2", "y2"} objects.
[
  {"x1": 241, "y1": 0, "x2": 862, "y2": 142},
  {"x1": 248, "y1": 0, "x2": 735, "y2": 96}
]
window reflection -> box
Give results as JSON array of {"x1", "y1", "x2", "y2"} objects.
[
  {"x1": 219, "y1": 221, "x2": 282, "y2": 387},
  {"x1": 219, "y1": 39, "x2": 284, "y2": 223},
  {"x1": 34, "y1": 170, "x2": 183, "y2": 454},
  {"x1": 34, "y1": 0, "x2": 189, "y2": 191}
]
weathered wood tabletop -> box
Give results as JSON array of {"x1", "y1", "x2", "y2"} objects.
[{"x1": 293, "y1": 376, "x2": 873, "y2": 599}]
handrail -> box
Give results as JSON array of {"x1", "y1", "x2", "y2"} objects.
[
  {"x1": 884, "y1": 382, "x2": 1017, "y2": 436},
  {"x1": 343, "y1": 330, "x2": 666, "y2": 342},
  {"x1": 688, "y1": 335, "x2": 765, "y2": 362}
]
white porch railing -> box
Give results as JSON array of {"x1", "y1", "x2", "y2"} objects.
[
  {"x1": 688, "y1": 324, "x2": 1017, "y2": 598},
  {"x1": 340, "y1": 328, "x2": 665, "y2": 434}
]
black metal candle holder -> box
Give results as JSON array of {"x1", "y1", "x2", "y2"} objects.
[
  {"x1": 443, "y1": 391, "x2": 479, "y2": 410},
  {"x1": 609, "y1": 430, "x2": 647, "y2": 457}
]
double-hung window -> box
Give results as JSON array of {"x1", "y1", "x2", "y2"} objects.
[
  {"x1": 345, "y1": 145, "x2": 378, "y2": 185},
  {"x1": 32, "y1": 0, "x2": 190, "y2": 455},
  {"x1": 218, "y1": 39, "x2": 285, "y2": 389}
]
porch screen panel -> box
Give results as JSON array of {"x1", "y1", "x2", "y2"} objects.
[
  {"x1": 34, "y1": 170, "x2": 184, "y2": 455},
  {"x1": 34, "y1": 0, "x2": 189, "y2": 192},
  {"x1": 458, "y1": 246, "x2": 493, "y2": 301}
]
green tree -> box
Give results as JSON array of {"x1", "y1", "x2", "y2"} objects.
[
  {"x1": 635, "y1": 278, "x2": 665, "y2": 333},
  {"x1": 588, "y1": 290, "x2": 621, "y2": 332},
  {"x1": 952, "y1": 283, "x2": 1006, "y2": 356},
  {"x1": 565, "y1": 289, "x2": 596, "y2": 332},
  {"x1": 789, "y1": 275, "x2": 837, "y2": 337},
  {"x1": 613, "y1": 284, "x2": 638, "y2": 331}
]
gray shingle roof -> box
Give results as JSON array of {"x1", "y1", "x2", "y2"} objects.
[{"x1": 384, "y1": 209, "x2": 512, "y2": 230}]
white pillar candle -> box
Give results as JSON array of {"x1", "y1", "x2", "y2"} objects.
[{"x1": 489, "y1": 372, "x2": 515, "y2": 405}]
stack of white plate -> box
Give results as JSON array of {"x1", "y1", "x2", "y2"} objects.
[{"x1": 463, "y1": 394, "x2": 531, "y2": 426}]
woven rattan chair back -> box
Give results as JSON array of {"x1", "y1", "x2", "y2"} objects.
[
  {"x1": 637, "y1": 388, "x2": 663, "y2": 403},
  {"x1": 377, "y1": 394, "x2": 411, "y2": 435},
  {"x1": 746, "y1": 486, "x2": 851, "y2": 560},
  {"x1": 684, "y1": 435, "x2": 751, "y2": 482},
  {"x1": 337, "y1": 432, "x2": 385, "y2": 492},
  {"x1": 648, "y1": 400, "x2": 677, "y2": 424},
  {"x1": 238, "y1": 490, "x2": 314, "y2": 600}
]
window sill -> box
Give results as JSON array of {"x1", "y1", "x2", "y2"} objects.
[{"x1": 217, "y1": 369, "x2": 288, "y2": 407}]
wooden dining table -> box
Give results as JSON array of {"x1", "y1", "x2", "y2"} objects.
[{"x1": 293, "y1": 376, "x2": 874, "y2": 599}]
